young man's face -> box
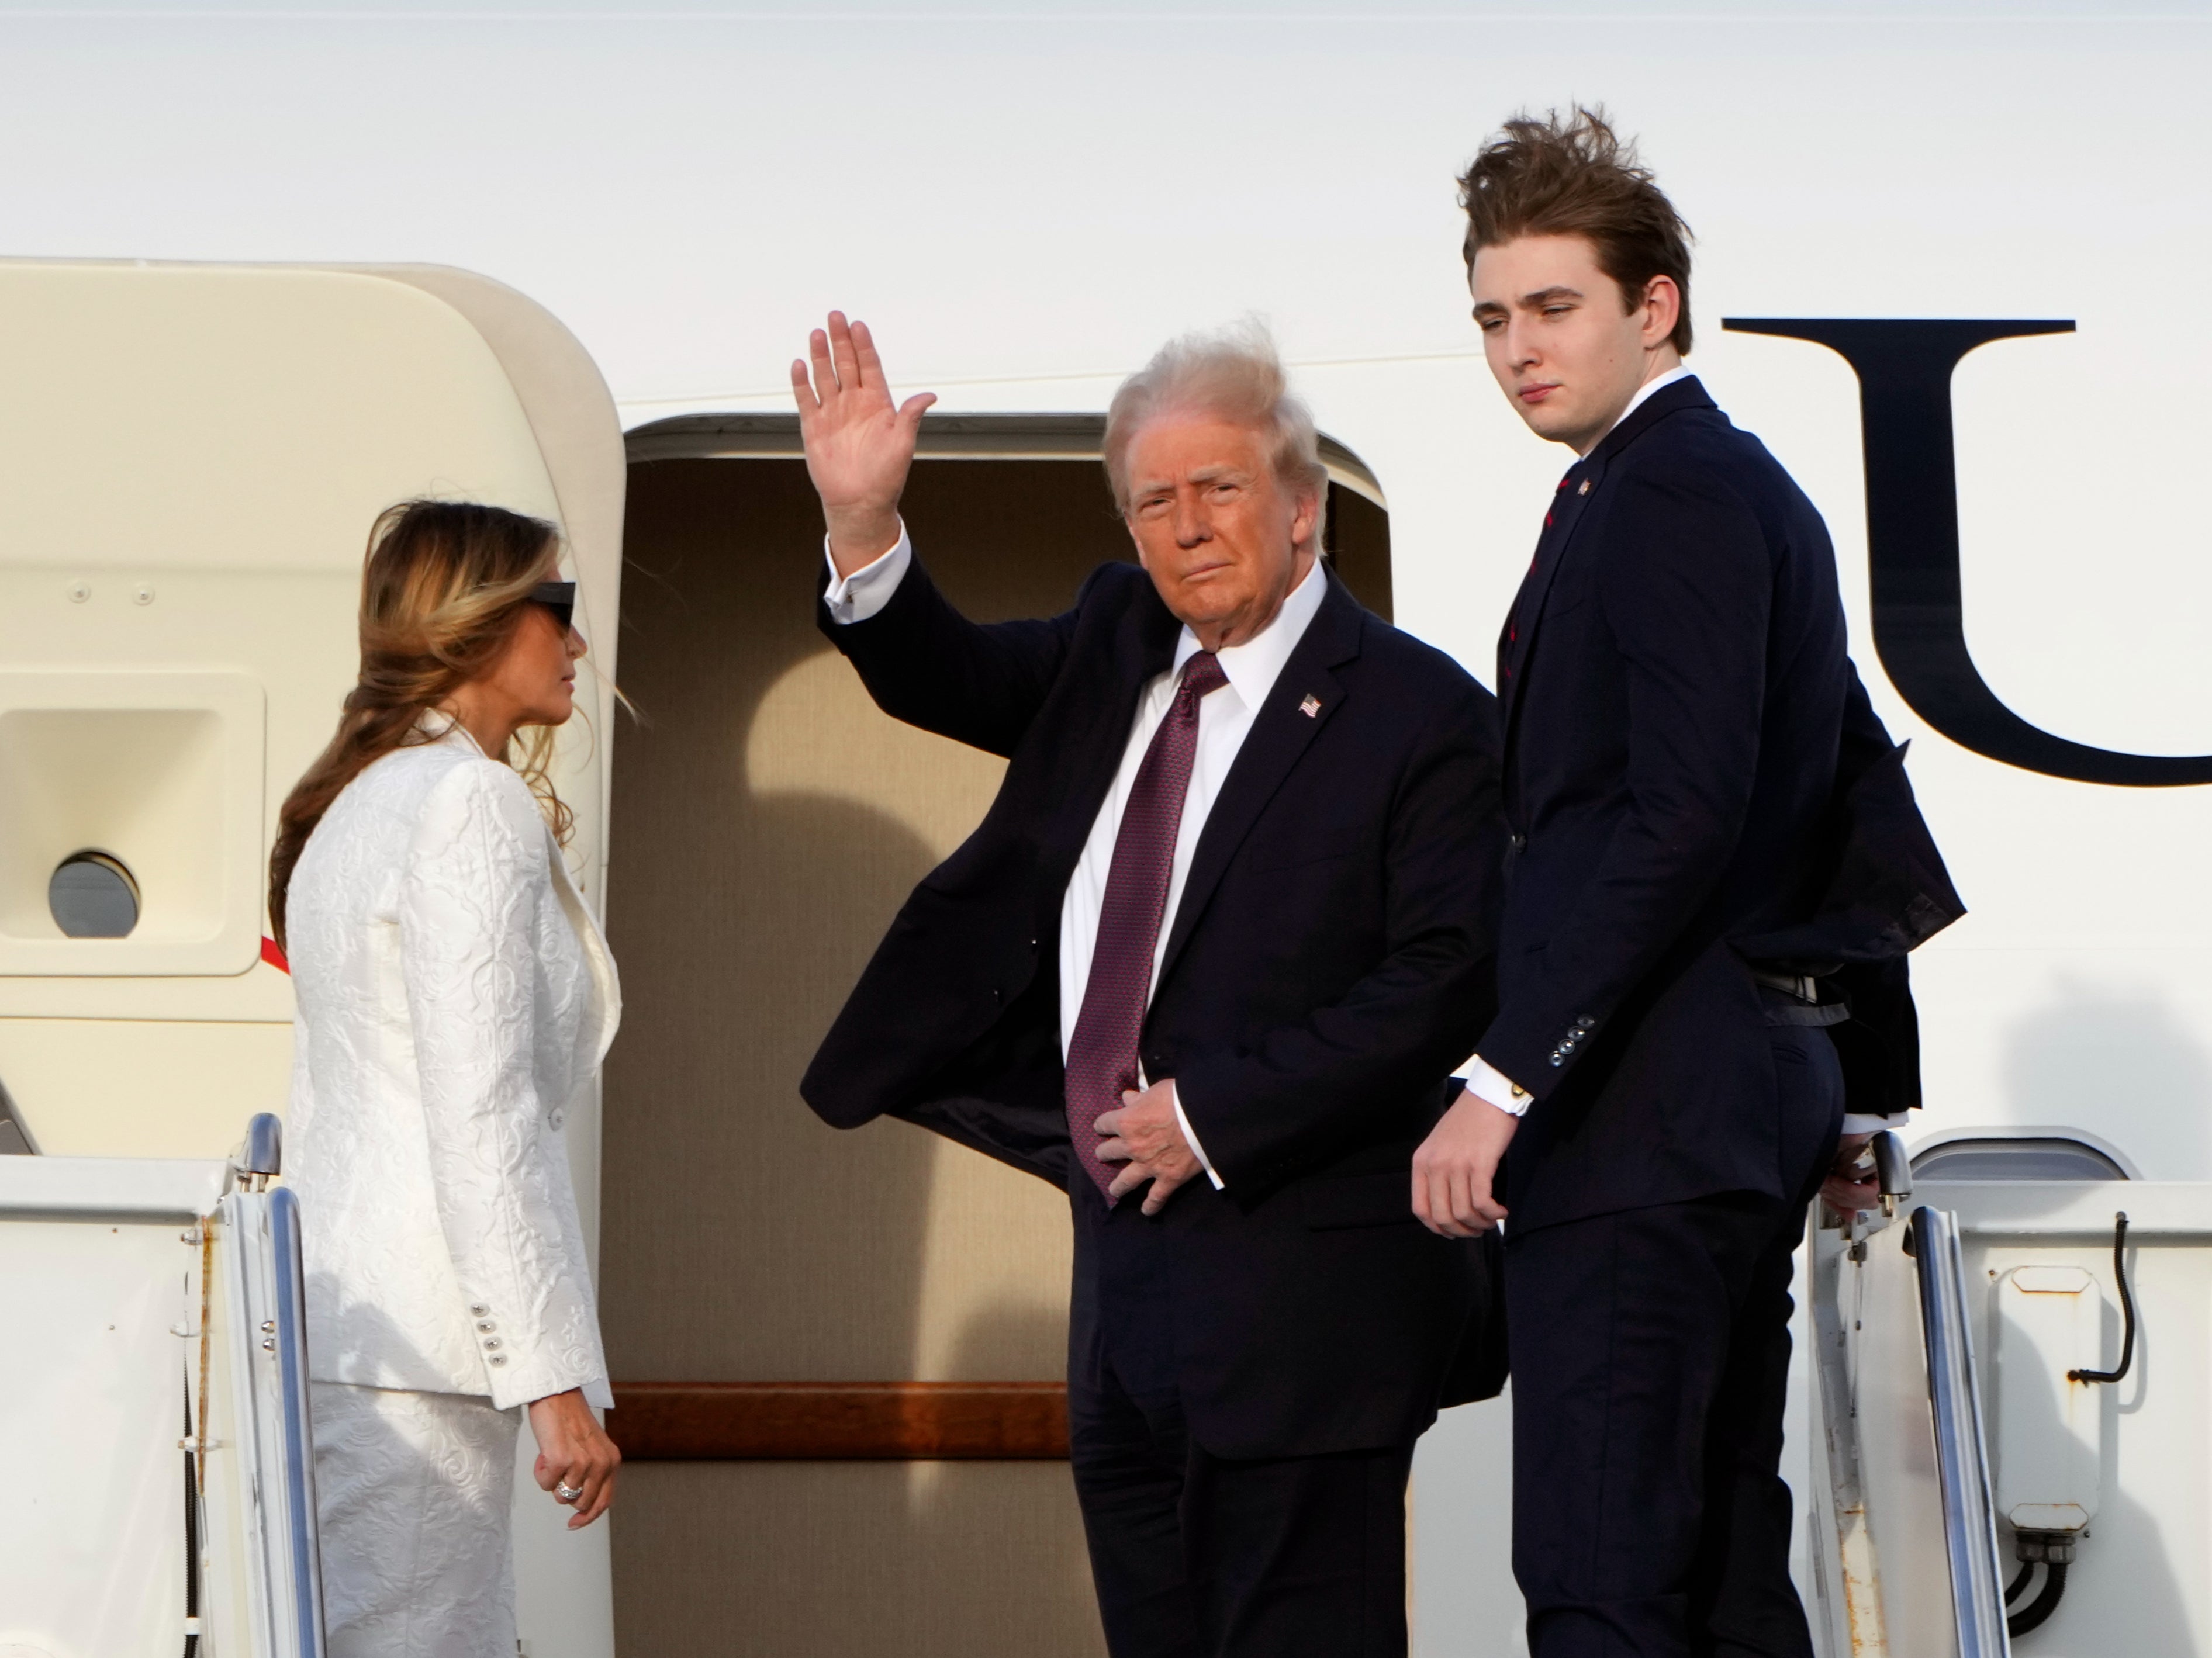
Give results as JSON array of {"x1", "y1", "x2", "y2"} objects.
[{"x1": 1469, "y1": 233, "x2": 1680, "y2": 455}]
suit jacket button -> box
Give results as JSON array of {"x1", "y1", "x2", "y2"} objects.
[{"x1": 1509, "y1": 833, "x2": 1526, "y2": 850}]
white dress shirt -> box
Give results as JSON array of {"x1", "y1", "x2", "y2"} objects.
[
  {"x1": 1611, "y1": 362, "x2": 1695, "y2": 435},
  {"x1": 1456, "y1": 361, "x2": 1903, "y2": 1135},
  {"x1": 826, "y1": 527, "x2": 1329, "y2": 1186}
]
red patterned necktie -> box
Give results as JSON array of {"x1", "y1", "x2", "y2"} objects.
[{"x1": 1064, "y1": 650, "x2": 1231, "y2": 1200}]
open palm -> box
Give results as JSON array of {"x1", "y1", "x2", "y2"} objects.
[{"x1": 790, "y1": 311, "x2": 936, "y2": 573}]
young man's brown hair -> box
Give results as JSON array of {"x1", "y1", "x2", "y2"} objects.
[{"x1": 1458, "y1": 105, "x2": 1696, "y2": 355}]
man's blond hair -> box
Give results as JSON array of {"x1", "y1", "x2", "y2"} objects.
[{"x1": 1102, "y1": 321, "x2": 1328, "y2": 527}]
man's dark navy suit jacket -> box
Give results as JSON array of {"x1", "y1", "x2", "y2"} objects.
[
  {"x1": 1489, "y1": 375, "x2": 1955, "y2": 1234},
  {"x1": 801, "y1": 553, "x2": 1506, "y2": 1458}
]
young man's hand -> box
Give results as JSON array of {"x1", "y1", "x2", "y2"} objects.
[{"x1": 1412, "y1": 1086, "x2": 1516, "y2": 1237}]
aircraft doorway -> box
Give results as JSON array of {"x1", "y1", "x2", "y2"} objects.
[{"x1": 599, "y1": 413, "x2": 1391, "y2": 1657}]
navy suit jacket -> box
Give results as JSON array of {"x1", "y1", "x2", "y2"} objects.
[
  {"x1": 1487, "y1": 375, "x2": 1952, "y2": 1233},
  {"x1": 801, "y1": 553, "x2": 1506, "y2": 1456}
]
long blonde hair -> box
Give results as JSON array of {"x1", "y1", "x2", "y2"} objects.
[{"x1": 268, "y1": 500, "x2": 572, "y2": 949}]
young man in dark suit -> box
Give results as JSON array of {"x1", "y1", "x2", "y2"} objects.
[
  {"x1": 790, "y1": 314, "x2": 1506, "y2": 1658},
  {"x1": 1411, "y1": 110, "x2": 1957, "y2": 1656}
]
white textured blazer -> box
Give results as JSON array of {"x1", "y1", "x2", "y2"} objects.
[{"x1": 285, "y1": 719, "x2": 620, "y2": 1411}]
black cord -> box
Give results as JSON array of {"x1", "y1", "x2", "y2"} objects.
[
  {"x1": 2008, "y1": 1560, "x2": 2068, "y2": 1636},
  {"x1": 2069, "y1": 1212, "x2": 2134, "y2": 1384},
  {"x1": 2004, "y1": 1559, "x2": 2036, "y2": 1605},
  {"x1": 183, "y1": 1386, "x2": 200, "y2": 1658}
]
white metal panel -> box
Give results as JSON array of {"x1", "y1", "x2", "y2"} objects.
[
  {"x1": 0, "y1": 1217, "x2": 192, "y2": 1658},
  {"x1": 1992, "y1": 1265, "x2": 2101, "y2": 1532}
]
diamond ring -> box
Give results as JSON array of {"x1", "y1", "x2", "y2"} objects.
[{"x1": 555, "y1": 1483, "x2": 583, "y2": 1503}]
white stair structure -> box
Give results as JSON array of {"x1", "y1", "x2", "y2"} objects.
[{"x1": 1, "y1": 1113, "x2": 324, "y2": 1658}]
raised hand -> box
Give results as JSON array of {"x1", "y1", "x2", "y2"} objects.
[{"x1": 790, "y1": 311, "x2": 937, "y2": 576}]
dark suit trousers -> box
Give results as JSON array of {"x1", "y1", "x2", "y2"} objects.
[
  {"x1": 1066, "y1": 1187, "x2": 1415, "y2": 1658},
  {"x1": 1505, "y1": 1020, "x2": 1844, "y2": 1658},
  {"x1": 1069, "y1": 1354, "x2": 1415, "y2": 1658}
]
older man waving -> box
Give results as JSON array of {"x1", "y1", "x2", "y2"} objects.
[{"x1": 793, "y1": 313, "x2": 1506, "y2": 1658}]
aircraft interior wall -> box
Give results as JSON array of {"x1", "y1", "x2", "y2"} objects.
[{"x1": 599, "y1": 445, "x2": 1390, "y2": 1655}]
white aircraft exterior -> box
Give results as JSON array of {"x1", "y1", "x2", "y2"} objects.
[{"x1": 2, "y1": 5, "x2": 2209, "y2": 1656}]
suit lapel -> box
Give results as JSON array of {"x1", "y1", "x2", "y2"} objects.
[
  {"x1": 1156, "y1": 570, "x2": 1363, "y2": 983},
  {"x1": 1495, "y1": 470, "x2": 1594, "y2": 735},
  {"x1": 1495, "y1": 375, "x2": 1716, "y2": 743},
  {"x1": 547, "y1": 833, "x2": 623, "y2": 1064}
]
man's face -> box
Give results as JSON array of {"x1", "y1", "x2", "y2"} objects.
[
  {"x1": 1123, "y1": 413, "x2": 1318, "y2": 649},
  {"x1": 1469, "y1": 233, "x2": 1676, "y2": 454}
]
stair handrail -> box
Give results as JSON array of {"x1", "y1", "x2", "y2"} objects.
[{"x1": 1910, "y1": 1203, "x2": 2012, "y2": 1658}]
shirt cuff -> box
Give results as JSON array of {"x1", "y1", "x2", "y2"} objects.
[
  {"x1": 1170, "y1": 1082, "x2": 1226, "y2": 1191},
  {"x1": 1840, "y1": 1112, "x2": 1910, "y2": 1136},
  {"x1": 822, "y1": 523, "x2": 912, "y2": 624},
  {"x1": 1455, "y1": 1054, "x2": 1532, "y2": 1118}
]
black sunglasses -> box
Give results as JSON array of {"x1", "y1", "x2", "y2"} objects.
[{"x1": 530, "y1": 581, "x2": 578, "y2": 634}]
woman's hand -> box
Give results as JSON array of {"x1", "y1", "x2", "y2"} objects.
[{"x1": 527, "y1": 1388, "x2": 620, "y2": 1529}]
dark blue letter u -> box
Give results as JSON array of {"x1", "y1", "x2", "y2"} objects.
[{"x1": 1724, "y1": 316, "x2": 2212, "y2": 787}]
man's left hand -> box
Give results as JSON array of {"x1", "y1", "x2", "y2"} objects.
[
  {"x1": 1822, "y1": 1131, "x2": 1880, "y2": 1216},
  {"x1": 1095, "y1": 1081, "x2": 1201, "y2": 1216}
]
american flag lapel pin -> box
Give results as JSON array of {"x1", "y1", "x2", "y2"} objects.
[{"x1": 1299, "y1": 693, "x2": 1322, "y2": 718}]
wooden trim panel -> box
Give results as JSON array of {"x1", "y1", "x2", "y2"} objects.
[{"x1": 609, "y1": 1382, "x2": 1070, "y2": 1460}]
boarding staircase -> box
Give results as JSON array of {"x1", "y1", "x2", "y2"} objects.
[{"x1": 0, "y1": 1113, "x2": 326, "y2": 1658}]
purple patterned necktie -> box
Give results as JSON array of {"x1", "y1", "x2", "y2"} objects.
[{"x1": 1064, "y1": 650, "x2": 1231, "y2": 1200}]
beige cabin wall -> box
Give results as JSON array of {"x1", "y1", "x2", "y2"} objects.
[
  {"x1": 0, "y1": 1018, "x2": 293, "y2": 1158},
  {"x1": 614, "y1": 1462, "x2": 1101, "y2": 1658},
  {"x1": 602, "y1": 456, "x2": 1126, "y2": 1654},
  {"x1": 602, "y1": 451, "x2": 1396, "y2": 1652}
]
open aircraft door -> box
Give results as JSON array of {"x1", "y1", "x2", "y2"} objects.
[
  {"x1": 595, "y1": 416, "x2": 1395, "y2": 1654},
  {"x1": 0, "y1": 260, "x2": 627, "y2": 1658}
]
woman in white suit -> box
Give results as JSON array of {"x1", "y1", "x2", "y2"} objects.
[{"x1": 270, "y1": 500, "x2": 622, "y2": 1658}]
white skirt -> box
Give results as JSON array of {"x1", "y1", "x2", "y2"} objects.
[{"x1": 310, "y1": 1381, "x2": 523, "y2": 1658}]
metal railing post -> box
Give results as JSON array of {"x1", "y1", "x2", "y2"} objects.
[{"x1": 1910, "y1": 1204, "x2": 2011, "y2": 1658}]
